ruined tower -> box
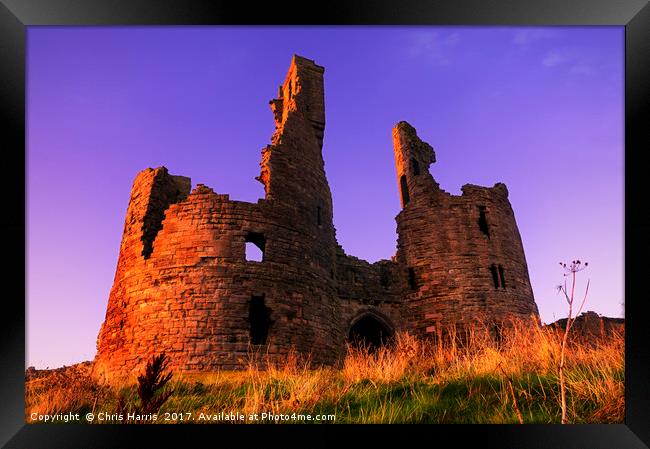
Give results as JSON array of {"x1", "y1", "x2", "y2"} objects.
[
  {"x1": 392, "y1": 121, "x2": 539, "y2": 337},
  {"x1": 93, "y1": 55, "x2": 539, "y2": 383},
  {"x1": 93, "y1": 56, "x2": 343, "y2": 382}
]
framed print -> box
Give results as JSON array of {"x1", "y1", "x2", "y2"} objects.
[{"x1": 2, "y1": 0, "x2": 649, "y2": 447}]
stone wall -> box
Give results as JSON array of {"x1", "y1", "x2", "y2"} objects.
[
  {"x1": 547, "y1": 311, "x2": 624, "y2": 344},
  {"x1": 335, "y1": 247, "x2": 404, "y2": 338}
]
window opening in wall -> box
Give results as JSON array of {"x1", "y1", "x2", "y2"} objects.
[
  {"x1": 489, "y1": 264, "x2": 500, "y2": 289},
  {"x1": 498, "y1": 265, "x2": 506, "y2": 289},
  {"x1": 411, "y1": 158, "x2": 420, "y2": 176},
  {"x1": 249, "y1": 294, "x2": 272, "y2": 345},
  {"x1": 245, "y1": 232, "x2": 266, "y2": 262},
  {"x1": 478, "y1": 206, "x2": 490, "y2": 238},
  {"x1": 317, "y1": 206, "x2": 322, "y2": 226},
  {"x1": 400, "y1": 175, "x2": 410, "y2": 206},
  {"x1": 380, "y1": 267, "x2": 390, "y2": 289},
  {"x1": 408, "y1": 267, "x2": 417, "y2": 290}
]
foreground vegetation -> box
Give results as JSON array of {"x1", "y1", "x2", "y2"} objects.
[{"x1": 25, "y1": 320, "x2": 623, "y2": 424}]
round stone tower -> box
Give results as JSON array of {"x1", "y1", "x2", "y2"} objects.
[
  {"x1": 93, "y1": 56, "x2": 343, "y2": 383},
  {"x1": 392, "y1": 121, "x2": 539, "y2": 338}
]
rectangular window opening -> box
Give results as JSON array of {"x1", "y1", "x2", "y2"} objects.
[
  {"x1": 498, "y1": 265, "x2": 506, "y2": 289},
  {"x1": 489, "y1": 264, "x2": 500, "y2": 289},
  {"x1": 478, "y1": 206, "x2": 490, "y2": 238},
  {"x1": 411, "y1": 158, "x2": 421, "y2": 176},
  {"x1": 380, "y1": 267, "x2": 390, "y2": 289},
  {"x1": 245, "y1": 231, "x2": 266, "y2": 262},
  {"x1": 400, "y1": 175, "x2": 410, "y2": 207},
  {"x1": 408, "y1": 267, "x2": 417, "y2": 291},
  {"x1": 249, "y1": 294, "x2": 271, "y2": 345}
]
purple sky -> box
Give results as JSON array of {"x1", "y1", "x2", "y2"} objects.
[{"x1": 27, "y1": 26, "x2": 623, "y2": 368}]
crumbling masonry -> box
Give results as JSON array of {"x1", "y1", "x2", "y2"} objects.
[{"x1": 93, "y1": 55, "x2": 539, "y2": 382}]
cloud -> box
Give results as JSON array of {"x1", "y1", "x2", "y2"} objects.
[
  {"x1": 444, "y1": 32, "x2": 460, "y2": 45},
  {"x1": 513, "y1": 29, "x2": 559, "y2": 46},
  {"x1": 569, "y1": 64, "x2": 596, "y2": 75},
  {"x1": 541, "y1": 47, "x2": 597, "y2": 75},
  {"x1": 408, "y1": 31, "x2": 459, "y2": 66},
  {"x1": 542, "y1": 51, "x2": 568, "y2": 67}
]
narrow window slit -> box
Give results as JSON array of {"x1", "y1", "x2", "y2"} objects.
[
  {"x1": 400, "y1": 175, "x2": 410, "y2": 207},
  {"x1": 408, "y1": 267, "x2": 417, "y2": 291},
  {"x1": 489, "y1": 264, "x2": 500, "y2": 289},
  {"x1": 478, "y1": 206, "x2": 490, "y2": 238},
  {"x1": 249, "y1": 295, "x2": 272, "y2": 345},
  {"x1": 380, "y1": 266, "x2": 390, "y2": 289},
  {"x1": 411, "y1": 158, "x2": 421, "y2": 176},
  {"x1": 498, "y1": 265, "x2": 506, "y2": 289}
]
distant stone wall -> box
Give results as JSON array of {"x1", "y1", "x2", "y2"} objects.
[{"x1": 547, "y1": 311, "x2": 624, "y2": 343}]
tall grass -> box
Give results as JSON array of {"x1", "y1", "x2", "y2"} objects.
[{"x1": 25, "y1": 318, "x2": 624, "y2": 424}]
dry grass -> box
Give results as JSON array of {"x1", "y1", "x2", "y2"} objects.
[
  {"x1": 25, "y1": 362, "x2": 112, "y2": 419},
  {"x1": 25, "y1": 318, "x2": 624, "y2": 424}
]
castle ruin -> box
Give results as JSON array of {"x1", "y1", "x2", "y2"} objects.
[{"x1": 93, "y1": 55, "x2": 539, "y2": 382}]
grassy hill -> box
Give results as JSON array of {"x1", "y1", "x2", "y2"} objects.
[{"x1": 25, "y1": 319, "x2": 623, "y2": 424}]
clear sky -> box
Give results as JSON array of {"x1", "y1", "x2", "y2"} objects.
[{"x1": 27, "y1": 26, "x2": 624, "y2": 368}]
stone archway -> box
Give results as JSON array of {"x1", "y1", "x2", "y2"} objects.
[{"x1": 348, "y1": 312, "x2": 394, "y2": 350}]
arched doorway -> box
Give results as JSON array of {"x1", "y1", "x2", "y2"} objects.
[{"x1": 348, "y1": 313, "x2": 394, "y2": 350}]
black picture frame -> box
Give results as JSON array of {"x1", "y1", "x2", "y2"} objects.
[{"x1": 2, "y1": 0, "x2": 648, "y2": 447}]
